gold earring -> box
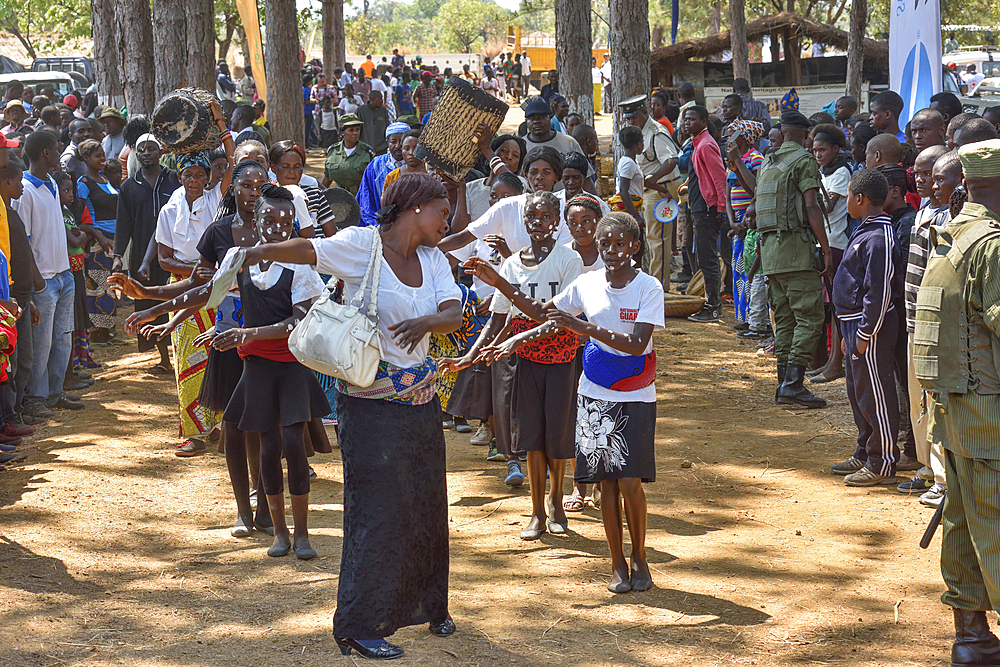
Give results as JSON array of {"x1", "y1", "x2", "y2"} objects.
[{"x1": 414, "y1": 207, "x2": 421, "y2": 213}]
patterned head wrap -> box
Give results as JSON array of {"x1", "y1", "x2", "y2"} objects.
[
  {"x1": 176, "y1": 151, "x2": 212, "y2": 175},
  {"x1": 780, "y1": 88, "x2": 799, "y2": 111},
  {"x1": 730, "y1": 119, "x2": 765, "y2": 144},
  {"x1": 385, "y1": 121, "x2": 409, "y2": 138}
]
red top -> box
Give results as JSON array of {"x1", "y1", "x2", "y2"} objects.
[
  {"x1": 657, "y1": 116, "x2": 675, "y2": 135},
  {"x1": 238, "y1": 337, "x2": 297, "y2": 362},
  {"x1": 692, "y1": 129, "x2": 728, "y2": 210}
]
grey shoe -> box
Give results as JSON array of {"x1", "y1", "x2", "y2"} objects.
[
  {"x1": 830, "y1": 456, "x2": 865, "y2": 475},
  {"x1": 688, "y1": 306, "x2": 720, "y2": 323},
  {"x1": 470, "y1": 424, "x2": 491, "y2": 445},
  {"x1": 919, "y1": 484, "x2": 945, "y2": 508},
  {"x1": 844, "y1": 467, "x2": 897, "y2": 487}
]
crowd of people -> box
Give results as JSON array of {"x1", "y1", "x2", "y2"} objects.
[{"x1": 5, "y1": 50, "x2": 1000, "y2": 662}]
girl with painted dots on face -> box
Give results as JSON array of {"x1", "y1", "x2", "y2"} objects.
[{"x1": 465, "y1": 212, "x2": 665, "y2": 594}]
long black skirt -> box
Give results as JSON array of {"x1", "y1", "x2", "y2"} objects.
[
  {"x1": 446, "y1": 359, "x2": 493, "y2": 420},
  {"x1": 333, "y1": 393, "x2": 449, "y2": 640}
]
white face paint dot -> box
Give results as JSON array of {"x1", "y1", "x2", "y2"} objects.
[
  {"x1": 266, "y1": 226, "x2": 273, "y2": 234},
  {"x1": 287, "y1": 324, "x2": 294, "y2": 331}
]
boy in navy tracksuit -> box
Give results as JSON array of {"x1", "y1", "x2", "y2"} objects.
[{"x1": 829, "y1": 169, "x2": 905, "y2": 486}]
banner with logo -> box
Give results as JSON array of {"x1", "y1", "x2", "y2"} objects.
[
  {"x1": 889, "y1": 0, "x2": 942, "y2": 125},
  {"x1": 235, "y1": 0, "x2": 267, "y2": 109}
]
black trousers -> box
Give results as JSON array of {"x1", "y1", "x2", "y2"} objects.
[
  {"x1": 693, "y1": 209, "x2": 726, "y2": 308},
  {"x1": 843, "y1": 315, "x2": 900, "y2": 476}
]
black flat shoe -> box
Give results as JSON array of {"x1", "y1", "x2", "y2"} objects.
[
  {"x1": 430, "y1": 616, "x2": 456, "y2": 636},
  {"x1": 335, "y1": 637, "x2": 404, "y2": 659}
]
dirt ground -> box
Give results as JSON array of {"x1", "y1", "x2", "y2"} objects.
[{"x1": 0, "y1": 117, "x2": 958, "y2": 667}]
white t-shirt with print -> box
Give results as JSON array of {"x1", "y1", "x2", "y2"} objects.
[
  {"x1": 617, "y1": 156, "x2": 645, "y2": 199},
  {"x1": 552, "y1": 270, "x2": 665, "y2": 402},
  {"x1": 490, "y1": 242, "x2": 583, "y2": 319},
  {"x1": 466, "y1": 191, "x2": 574, "y2": 254},
  {"x1": 311, "y1": 226, "x2": 462, "y2": 368}
]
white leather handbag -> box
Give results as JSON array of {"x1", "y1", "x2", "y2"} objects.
[{"x1": 288, "y1": 230, "x2": 384, "y2": 387}]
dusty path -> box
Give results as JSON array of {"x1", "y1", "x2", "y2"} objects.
[{"x1": 0, "y1": 302, "x2": 954, "y2": 667}]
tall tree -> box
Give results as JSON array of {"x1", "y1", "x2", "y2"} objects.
[
  {"x1": 265, "y1": 0, "x2": 304, "y2": 147},
  {"x1": 783, "y1": 0, "x2": 801, "y2": 86},
  {"x1": 91, "y1": 0, "x2": 124, "y2": 108},
  {"x1": 215, "y1": 0, "x2": 241, "y2": 63},
  {"x1": 153, "y1": 0, "x2": 188, "y2": 100},
  {"x1": 846, "y1": 0, "x2": 867, "y2": 100},
  {"x1": 186, "y1": 0, "x2": 217, "y2": 92},
  {"x1": 729, "y1": 0, "x2": 749, "y2": 81},
  {"x1": 555, "y1": 0, "x2": 594, "y2": 125},
  {"x1": 322, "y1": 0, "x2": 347, "y2": 78},
  {"x1": 116, "y1": 0, "x2": 155, "y2": 115},
  {"x1": 609, "y1": 0, "x2": 649, "y2": 163}
]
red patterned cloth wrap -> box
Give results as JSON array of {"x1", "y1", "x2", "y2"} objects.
[
  {"x1": 509, "y1": 316, "x2": 578, "y2": 364},
  {"x1": 238, "y1": 337, "x2": 297, "y2": 362},
  {"x1": 335, "y1": 357, "x2": 439, "y2": 405},
  {"x1": 0, "y1": 306, "x2": 17, "y2": 381},
  {"x1": 581, "y1": 340, "x2": 656, "y2": 392}
]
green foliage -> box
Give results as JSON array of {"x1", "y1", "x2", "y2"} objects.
[
  {"x1": 437, "y1": 0, "x2": 509, "y2": 52},
  {"x1": 0, "y1": 0, "x2": 93, "y2": 56},
  {"x1": 345, "y1": 15, "x2": 384, "y2": 55}
]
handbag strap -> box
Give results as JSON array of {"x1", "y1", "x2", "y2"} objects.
[{"x1": 349, "y1": 228, "x2": 382, "y2": 321}]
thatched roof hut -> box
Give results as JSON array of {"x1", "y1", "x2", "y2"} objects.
[{"x1": 650, "y1": 12, "x2": 889, "y2": 73}]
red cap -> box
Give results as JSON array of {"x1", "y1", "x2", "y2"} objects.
[
  {"x1": 63, "y1": 93, "x2": 79, "y2": 108},
  {"x1": 0, "y1": 134, "x2": 20, "y2": 148}
]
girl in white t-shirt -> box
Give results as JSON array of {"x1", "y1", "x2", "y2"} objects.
[
  {"x1": 609, "y1": 125, "x2": 645, "y2": 225},
  {"x1": 471, "y1": 212, "x2": 664, "y2": 594},
  {"x1": 444, "y1": 191, "x2": 583, "y2": 541}
]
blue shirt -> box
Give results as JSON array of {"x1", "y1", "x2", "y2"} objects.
[
  {"x1": 394, "y1": 84, "x2": 414, "y2": 114},
  {"x1": 356, "y1": 153, "x2": 403, "y2": 227},
  {"x1": 303, "y1": 86, "x2": 316, "y2": 114}
]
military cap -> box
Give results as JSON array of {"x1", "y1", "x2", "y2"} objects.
[{"x1": 958, "y1": 139, "x2": 1000, "y2": 178}]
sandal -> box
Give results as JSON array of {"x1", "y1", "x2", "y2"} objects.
[
  {"x1": 148, "y1": 363, "x2": 173, "y2": 375},
  {"x1": 563, "y1": 492, "x2": 585, "y2": 512}
]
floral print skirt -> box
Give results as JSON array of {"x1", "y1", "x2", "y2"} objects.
[{"x1": 574, "y1": 395, "x2": 657, "y2": 484}]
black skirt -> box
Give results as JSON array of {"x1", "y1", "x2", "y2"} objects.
[
  {"x1": 446, "y1": 359, "x2": 493, "y2": 420},
  {"x1": 574, "y1": 396, "x2": 657, "y2": 484},
  {"x1": 71, "y1": 270, "x2": 89, "y2": 332},
  {"x1": 333, "y1": 393, "x2": 449, "y2": 640},
  {"x1": 223, "y1": 356, "x2": 331, "y2": 433},
  {"x1": 133, "y1": 297, "x2": 169, "y2": 353},
  {"x1": 510, "y1": 357, "x2": 578, "y2": 460},
  {"x1": 198, "y1": 346, "x2": 244, "y2": 413}
]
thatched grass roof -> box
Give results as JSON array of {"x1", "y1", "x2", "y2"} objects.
[{"x1": 650, "y1": 12, "x2": 889, "y2": 71}]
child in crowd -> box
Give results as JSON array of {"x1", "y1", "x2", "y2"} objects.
[
  {"x1": 318, "y1": 97, "x2": 339, "y2": 149},
  {"x1": 931, "y1": 151, "x2": 964, "y2": 222},
  {"x1": 897, "y1": 145, "x2": 951, "y2": 504},
  {"x1": 724, "y1": 120, "x2": 765, "y2": 328},
  {"x1": 809, "y1": 124, "x2": 852, "y2": 383},
  {"x1": 609, "y1": 126, "x2": 644, "y2": 224},
  {"x1": 103, "y1": 159, "x2": 123, "y2": 189},
  {"x1": 830, "y1": 169, "x2": 904, "y2": 486},
  {"x1": 55, "y1": 172, "x2": 98, "y2": 375},
  {"x1": 740, "y1": 203, "x2": 770, "y2": 339},
  {"x1": 876, "y1": 163, "x2": 917, "y2": 248}
]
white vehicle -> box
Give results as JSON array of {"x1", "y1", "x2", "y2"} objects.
[
  {"x1": 943, "y1": 47, "x2": 1000, "y2": 80},
  {"x1": 0, "y1": 71, "x2": 76, "y2": 98}
]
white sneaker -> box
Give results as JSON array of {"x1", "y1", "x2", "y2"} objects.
[
  {"x1": 919, "y1": 484, "x2": 945, "y2": 508},
  {"x1": 470, "y1": 424, "x2": 491, "y2": 446}
]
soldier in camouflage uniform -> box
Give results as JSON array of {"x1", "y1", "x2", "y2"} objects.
[
  {"x1": 915, "y1": 139, "x2": 1000, "y2": 666},
  {"x1": 754, "y1": 111, "x2": 833, "y2": 408}
]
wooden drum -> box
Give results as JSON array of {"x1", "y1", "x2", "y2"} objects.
[
  {"x1": 414, "y1": 78, "x2": 509, "y2": 182},
  {"x1": 151, "y1": 87, "x2": 222, "y2": 154}
]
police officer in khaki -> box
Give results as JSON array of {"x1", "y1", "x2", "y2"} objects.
[
  {"x1": 619, "y1": 94, "x2": 681, "y2": 287},
  {"x1": 755, "y1": 111, "x2": 832, "y2": 408},
  {"x1": 322, "y1": 113, "x2": 375, "y2": 195},
  {"x1": 915, "y1": 139, "x2": 1000, "y2": 666}
]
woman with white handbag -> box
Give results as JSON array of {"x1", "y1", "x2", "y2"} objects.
[{"x1": 242, "y1": 173, "x2": 463, "y2": 660}]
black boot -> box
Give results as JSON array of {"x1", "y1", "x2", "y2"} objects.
[
  {"x1": 952, "y1": 609, "x2": 1000, "y2": 666},
  {"x1": 776, "y1": 363, "x2": 827, "y2": 408},
  {"x1": 775, "y1": 362, "x2": 787, "y2": 403}
]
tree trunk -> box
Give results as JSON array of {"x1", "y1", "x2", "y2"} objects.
[
  {"x1": 6, "y1": 18, "x2": 37, "y2": 60},
  {"x1": 217, "y1": 15, "x2": 238, "y2": 64},
  {"x1": 770, "y1": 31, "x2": 780, "y2": 64},
  {"x1": 322, "y1": 0, "x2": 346, "y2": 80},
  {"x1": 116, "y1": 0, "x2": 155, "y2": 115},
  {"x1": 846, "y1": 0, "x2": 867, "y2": 100},
  {"x1": 555, "y1": 0, "x2": 594, "y2": 125},
  {"x1": 609, "y1": 0, "x2": 650, "y2": 163},
  {"x1": 265, "y1": 0, "x2": 304, "y2": 147},
  {"x1": 153, "y1": 0, "x2": 188, "y2": 100},
  {"x1": 784, "y1": 0, "x2": 801, "y2": 86},
  {"x1": 92, "y1": 0, "x2": 125, "y2": 108},
  {"x1": 186, "y1": 0, "x2": 216, "y2": 93},
  {"x1": 708, "y1": 2, "x2": 722, "y2": 62},
  {"x1": 729, "y1": 0, "x2": 750, "y2": 81}
]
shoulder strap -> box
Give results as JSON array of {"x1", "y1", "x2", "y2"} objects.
[
  {"x1": 947, "y1": 219, "x2": 1000, "y2": 269},
  {"x1": 350, "y1": 229, "x2": 383, "y2": 322}
]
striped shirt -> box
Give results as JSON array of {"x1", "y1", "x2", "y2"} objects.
[
  {"x1": 904, "y1": 205, "x2": 949, "y2": 333},
  {"x1": 727, "y1": 149, "x2": 763, "y2": 221}
]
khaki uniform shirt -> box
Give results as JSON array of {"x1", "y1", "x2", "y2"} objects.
[
  {"x1": 324, "y1": 141, "x2": 375, "y2": 196},
  {"x1": 927, "y1": 203, "x2": 1000, "y2": 460},
  {"x1": 757, "y1": 142, "x2": 822, "y2": 276}
]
